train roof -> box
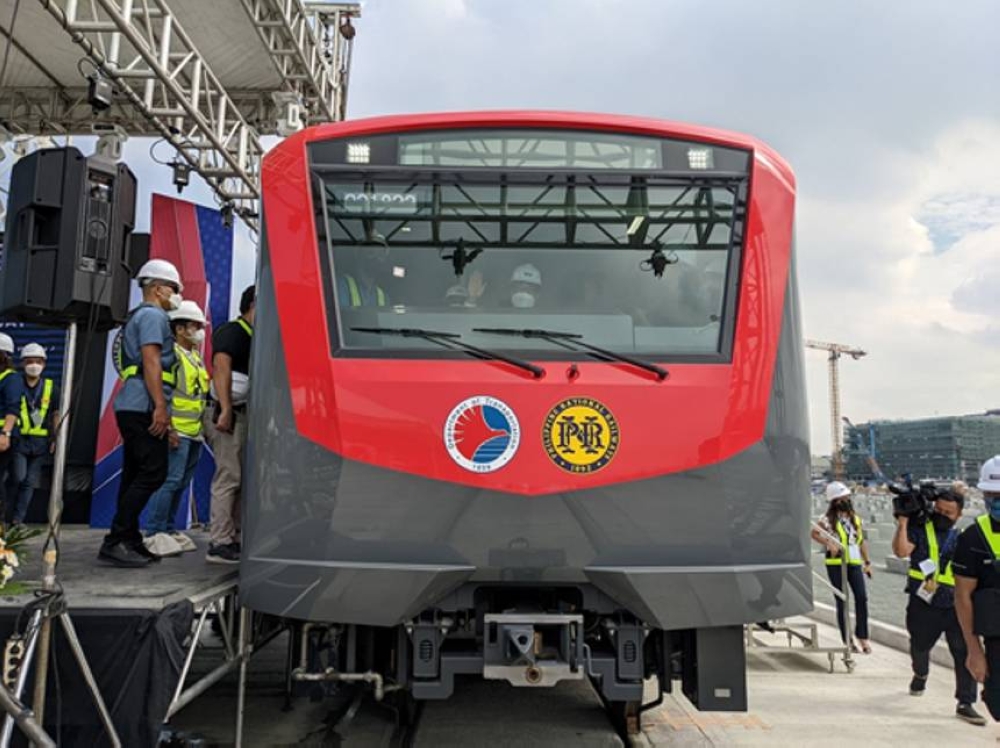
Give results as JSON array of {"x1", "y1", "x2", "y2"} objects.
[{"x1": 273, "y1": 110, "x2": 795, "y2": 189}]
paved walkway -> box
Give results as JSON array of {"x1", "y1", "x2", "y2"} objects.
[{"x1": 637, "y1": 617, "x2": 997, "y2": 747}]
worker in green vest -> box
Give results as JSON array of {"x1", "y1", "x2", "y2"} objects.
[
  {"x1": 955, "y1": 456, "x2": 1000, "y2": 724},
  {"x1": 811, "y1": 481, "x2": 872, "y2": 653},
  {"x1": 338, "y1": 251, "x2": 389, "y2": 308},
  {"x1": 893, "y1": 486, "x2": 985, "y2": 725},
  {"x1": 144, "y1": 300, "x2": 209, "y2": 557},
  {"x1": 8, "y1": 343, "x2": 60, "y2": 526},
  {"x1": 0, "y1": 333, "x2": 23, "y2": 527}
]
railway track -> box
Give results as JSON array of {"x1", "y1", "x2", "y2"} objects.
[{"x1": 327, "y1": 678, "x2": 624, "y2": 748}]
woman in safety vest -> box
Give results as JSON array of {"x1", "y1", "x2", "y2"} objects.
[
  {"x1": 812, "y1": 481, "x2": 873, "y2": 653},
  {"x1": 144, "y1": 301, "x2": 209, "y2": 556},
  {"x1": 9, "y1": 343, "x2": 59, "y2": 525},
  {"x1": 0, "y1": 333, "x2": 23, "y2": 527}
]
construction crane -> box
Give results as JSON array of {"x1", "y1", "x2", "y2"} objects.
[{"x1": 805, "y1": 340, "x2": 867, "y2": 480}]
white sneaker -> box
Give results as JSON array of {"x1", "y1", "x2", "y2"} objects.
[
  {"x1": 169, "y1": 532, "x2": 197, "y2": 553},
  {"x1": 144, "y1": 533, "x2": 184, "y2": 558}
]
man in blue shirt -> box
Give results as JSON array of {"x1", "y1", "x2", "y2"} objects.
[
  {"x1": 99, "y1": 259, "x2": 184, "y2": 568},
  {"x1": 8, "y1": 343, "x2": 60, "y2": 526},
  {"x1": 893, "y1": 487, "x2": 986, "y2": 725},
  {"x1": 0, "y1": 333, "x2": 23, "y2": 525}
]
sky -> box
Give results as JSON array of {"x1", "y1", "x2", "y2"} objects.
[
  {"x1": 4, "y1": 0, "x2": 999, "y2": 455},
  {"x1": 343, "y1": 0, "x2": 1000, "y2": 455}
]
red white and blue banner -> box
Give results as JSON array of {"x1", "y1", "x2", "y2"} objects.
[{"x1": 90, "y1": 195, "x2": 235, "y2": 529}]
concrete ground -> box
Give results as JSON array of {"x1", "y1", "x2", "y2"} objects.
[{"x1": 636, "y1": 617, "x2": 998, "y2": 748}]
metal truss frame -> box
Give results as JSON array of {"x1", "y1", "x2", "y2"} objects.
[
  {"x1": 18, "y1": 0, "x2": 358, "y2": 230},
  {"x1": 240, "y1": 0, "x2": 358, "y2": 125},
  {"x1": 35, "y1": 0, "x2": 265, "y2": 227},
  {"x1": 165, "y1": 581, "x2": 286, "y2": 747}
]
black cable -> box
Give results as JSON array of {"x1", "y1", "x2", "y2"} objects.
[
  {"x1": 0, "y1": 0, "x2": 22, "y2": 104},
  {"x1": 42, "y1": 245, "x2": 111, "y2": 567},
  {"x1": 75, "y1": 56, "x2": 100, "y2": 81}
]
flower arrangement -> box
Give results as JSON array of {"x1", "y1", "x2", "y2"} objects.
[{"x1": 0, "y1": 524, "x2": 43, "y2": 593}]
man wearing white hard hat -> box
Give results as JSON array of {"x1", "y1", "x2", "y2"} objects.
[
  {"x1": 0, "y1": 333, "x2": 23, "y2": 524},
  {"x1": 7, "y1": 343, "x2": 60, "y2": 526},
  {"x1": 509, "y1": 263, "x2": 542, "y2": 309},
  {"x1": 810, "y1": 481, "x2": 873, "y2": 653},
  {"x1": 144, "y1": 301, "x2": 209, "y2": 557},
  {"x1": 99, "y1": 259, "x2": 183, "y2": 568},
  {"x1": 955, "y1": 456, "x2": 1000, "y2": 722}
]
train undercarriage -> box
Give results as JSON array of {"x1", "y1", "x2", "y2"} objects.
[{"x1": 284, "y1": 584, "x2": 747, "y2": 736}]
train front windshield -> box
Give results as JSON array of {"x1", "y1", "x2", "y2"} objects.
[{"x1": 311, "y1": 129, "x2": 750, "y2": 359}]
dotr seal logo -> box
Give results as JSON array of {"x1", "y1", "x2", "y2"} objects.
[
  {"x1": 444, "y1": 396, "x2": 520, "y2": 473},
  {"x1": 543, "y1": 398, "x2": 620, "y2": 473}
]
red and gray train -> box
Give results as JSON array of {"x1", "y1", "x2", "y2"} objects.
[{"x1": 244, "y1": 111, "x2": 809, "y2": 723}]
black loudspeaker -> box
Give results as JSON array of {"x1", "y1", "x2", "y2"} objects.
[{"x1": 0, "y1": 147, "x2": 137, "y2": 331}]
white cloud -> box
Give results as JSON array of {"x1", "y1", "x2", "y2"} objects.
[{"x1": 801, "y1": 119, "x2": 1000, "y2": 451}]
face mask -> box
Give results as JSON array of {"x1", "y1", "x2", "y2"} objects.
[
  {"x1": 988, "y1": 497, "x2": 1000, "y2": 521},
  {"x1": 188, "y1": 329, "x2": 206, "y2": 345},
  {"x1": 24, "y1": 364, "x2": 43, "y2": 378},
  {"x1": 512, "y1": 291, "x2": 536, "y2": 309},
  {"x1": 168, "y1": 293, "x2": 183, "y2": 311},
  {"x1": 931, "y1": 512, "x2": 956, "y2": 532}
]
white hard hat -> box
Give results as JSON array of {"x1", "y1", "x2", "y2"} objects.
[
  {"x1": 169, "y1": 300, "x2": 206, "y2": 324},
  {"x1": 826, "y1": 481, "x2": 851, "y2": 501},
  {"x1": 978, "y1": 456, "x2": 1000, "y2": 492},
  {"x1": 136, "y1": 259, "x2": 184, "y2": 292},
  {"x1": 0, "y1": 333, "x2": 13, "y2": 355},
  {"x1": 20, "y1": 343, "x2": 46, "y2": 360},
  {"x1": 511, "y1": 264, "x2": 542, "y2": 286}
]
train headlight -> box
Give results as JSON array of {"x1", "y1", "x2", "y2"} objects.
[
  {"x1": 687, "y1": 147, "x2": 714, "y2": 170},
  {"x1": 347, "y1": 142, "x2": 370, "y2": 164}
]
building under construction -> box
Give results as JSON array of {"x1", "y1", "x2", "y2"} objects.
[{"x1": 845, "y1": 411, "x2": 1000, "y2": 483}]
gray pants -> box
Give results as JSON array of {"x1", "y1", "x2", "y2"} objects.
[{"x1": 204, "y1": 406, "x2": 245, "y2": 545}]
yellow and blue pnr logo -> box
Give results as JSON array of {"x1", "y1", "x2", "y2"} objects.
[{"x1": 543, "y1": 397, "x2": 619, "y2": 473}]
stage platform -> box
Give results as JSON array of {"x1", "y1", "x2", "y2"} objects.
[{"x1": 0, "y1": 527, "x2": 237, "y2": 611}]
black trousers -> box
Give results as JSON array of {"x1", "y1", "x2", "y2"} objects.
[
  {"x1": 985, "y1": 638, "x2": 1000, "y2": 721},
  {"x1": 105, "y1": 411, "x2": 168, "y2": 547},
  {"x1": 826, "y1": 563, "x2": 869, "y2": 642},
  {"x1": 0, "y1": 446, "x2": 12, "y2": 520},
  {"x1": 906, "y1": 596, "x2": 976, "y2": 704}
]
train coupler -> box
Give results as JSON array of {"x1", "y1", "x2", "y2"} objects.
[{"x1": 482, "y1": 613, "x2": 584, "y2": 687}]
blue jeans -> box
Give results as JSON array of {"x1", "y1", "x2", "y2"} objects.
[
  {"x1": 146, "y1": 437, "x2": 202, "y2": 534},
  {"x1": 10, "y1": 452, "x2": 45, "y2": 524}
]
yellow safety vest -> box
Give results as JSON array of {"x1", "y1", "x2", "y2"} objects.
[
  {"x1": 344, "y1": 275, "x2": 386, "y2": 308},
  {"x1": 115, "y1": 306, "x2": 178, "y2": 386},
  {"x1": 908, "y1": 522, "x2": 956, "y2": 587},
  {"x1": 171, "y1": 346, "x2": 209, "y2": 438},
  {"x1": 977, "y1": 515, "x2": 1000, "y2": 557},
  {"x1": 236, "y1": 318, "x2": 254, "y2": 337},
  {"x1": 19, "y1": 378, "x2": 54, "y2": 437},
  {"x1": 825, "y1": 515, "x2": 865, "y2": 566}
]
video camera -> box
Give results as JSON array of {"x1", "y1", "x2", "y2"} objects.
[{"x1": 889, "y1": 476, "x2": 941, "y2": 524}]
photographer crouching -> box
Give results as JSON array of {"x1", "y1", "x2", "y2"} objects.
[
  {"x1": 892, "y1": 483, "x2": 986, "y2": 725},
  {"x1": 954, "y1": 456, "x2": 1000, "y2": 725}
]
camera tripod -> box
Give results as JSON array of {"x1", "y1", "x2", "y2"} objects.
[{"x1": 0, "y1": 323, "x2": 122, "y2": 747}]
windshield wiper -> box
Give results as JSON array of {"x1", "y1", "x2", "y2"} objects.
[
  {"x1": 351, "y1": 327, "x2": 545, "y2": 379},
  {"x1": 473, "y1": 328, "x2": 668, "y2": 381}
]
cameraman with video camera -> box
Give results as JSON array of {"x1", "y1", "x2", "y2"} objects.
[
  {"x1": 954, "y1": 456, "x2": 1000, "y2": 724},
  {"x1": 892, "y1": 483, "x2": 985, "y2": 725}
]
